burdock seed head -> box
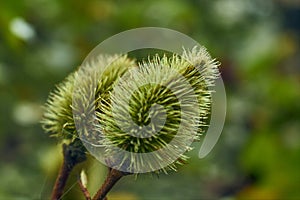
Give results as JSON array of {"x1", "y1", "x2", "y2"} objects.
[
  {"x1": 95, "y1": 47, "x2": 220, "y2": 173},
  {"x1": 41, "y1": 46, "x2": 220, "y2": 173},
  {"x1": 41, "y1": 54, "x2": 135, "y2": 141}
]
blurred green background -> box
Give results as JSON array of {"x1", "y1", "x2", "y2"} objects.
[{"x1": 1, "y1": 0, "x2": 300, "y2": 199}]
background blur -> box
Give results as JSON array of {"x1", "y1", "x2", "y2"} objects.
[{"x1": 1, "y1": 0, "x2": 300, "y2": 199}]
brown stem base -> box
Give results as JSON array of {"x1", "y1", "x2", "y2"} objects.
[
  {"x1": 51, "y1": 156, "x2": 71, "y2": 199},
  {"x1": 92, "y1": 169, "x2": 130, "y2": 200},
  {"x1": 78, "y1": 176, "x2": 91, "y2": 200},
  {"x1": 51, "y1": 141, "x2": 87, "y2": 200}
]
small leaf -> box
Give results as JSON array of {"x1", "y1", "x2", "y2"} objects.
[{"x1": 80, "y1": 170, "x2": 88, "y2": 188}]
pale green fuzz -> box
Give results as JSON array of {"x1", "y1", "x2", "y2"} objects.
[
  {"x1": 41, "y1": 73, "x2": 76, "y2": 140},
  {"x1": 41, "y1": 55, "x2": 135, "y2": 141},
  {"x1": 41, "y1": 47, "x2": 220, "y2": 173}
]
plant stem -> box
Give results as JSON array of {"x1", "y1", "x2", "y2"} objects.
[
  {"x1": 92, "y1": 168, "x2": 129, "y2": 200},
  {"x1": 51, "y1": 151, "x2": 72, "y2": 199},
  {"x1": 78, "y1": 176, "x2": 91, "y2": 200},
  {"x1": 51, "y1": 142, "x2": 86, "y2": 200}
]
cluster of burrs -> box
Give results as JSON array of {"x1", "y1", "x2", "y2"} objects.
[{"x1": 41, "y1": 46, "x2": 220, "y2": 173}]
